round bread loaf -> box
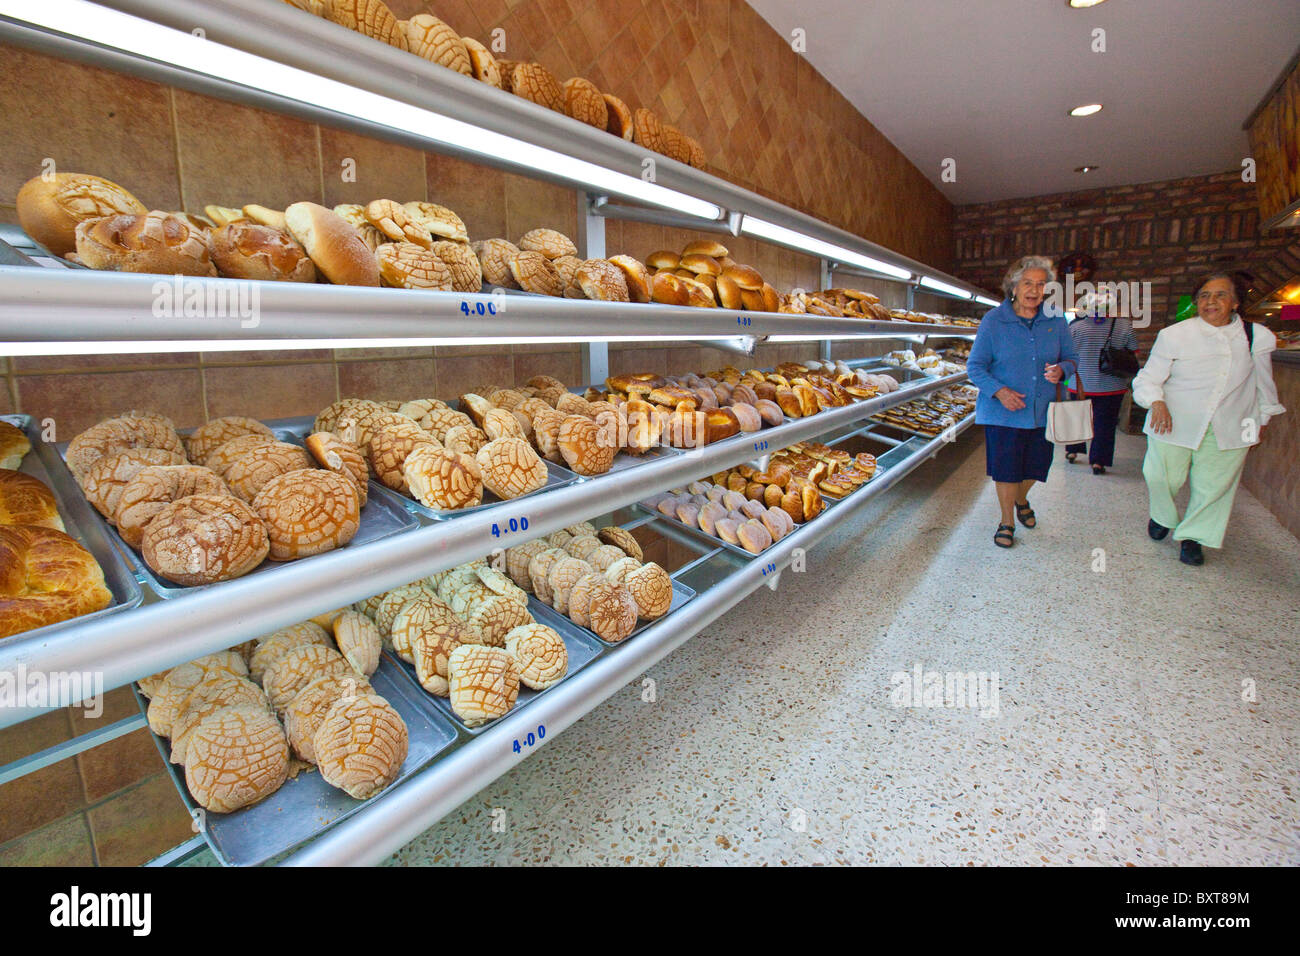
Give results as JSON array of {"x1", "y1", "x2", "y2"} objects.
[
  {"x1": 474, "y1": 238, "x2": 521, "y2": 288},
  {"x1": 262, "y1": 643, "x2": 353, "y2": 711},
  {"x1": 202, "y1": 434, "x2": 278, "y2": 478},
  {"x1": 304, "y1": 432, "x2": 369, "y2": 506},
  {"x1": 519, "y1": 228, "x2": 577, "y2": 260},
  {"x1": 0, "y1": 422, "x2": 32, "y2": 471},
  {"x1": 431, "y1": 239, "x2": 482, "y2": 292},
  {"x1": 313, "y1": 692, "x2": 409, "y2": 799},
  {"x1": 603, "y1": 92, "x2": 634, "y2": 139},
  {"x1": 403, "y1": 445, "x2": 482, "y2": 511},
  {"x1": 409, "y1": 614, "x2": 469, "y2": 696},
  {"x1": 75, "y1": 210, "x2": 215, "y2": 275},
  {"x1": 114, "y1": 465, "x2": 229, "y2": 548},
  {"x1": 0, "y1": 525, "x2": 111, "y2": 638},
  {"x1": 65, "y1": 416, "x2": 186, "y2": 482},
  {"x1": 209, "y1": 222, "x2": 316, "y2": 282},
  {"x1": 401, "y1": 13, "x2": 469, "y2": 73},
  {"x1": 184, "y1": 706, "x2": 289, "y2": 813},
  {"x1": 368, "y1": 421, "x2": 437, "y2": 493},
  {"x1": 0, "y1": 470, "x2": 64, "y2": 530},
  {"x1": 333, "y1": 609, "x2": 382, "y2": 676},
  {"x1": 185, "y1": 416, "x2": 275, "y2": 466},
  {"x1": 584, "y1": 580, "x2": 638, "y2": 642},
  {"x1": 140, "y1": 493, "x2": 269, "y2": 586},
  {"x1": 476, "y1": 437, "x2": 547, "y2": 500},
  {"x1": 248, "y1": 621, "x2": 331, "y2": 684},
  {"x1": 283, "y1": 671, "x2": 373, "y2": 764},
  {"x1": 624, "y1": 561, "x2": 673, "y2": 619},
  {"x1": 562, "y1": 77, "x2": 607, "y2": 128},
  {"x1": 462, "y1": 36, "x2": 501, "y2": 86},
  {"x1": 168, "y1": 673, "x2": 268, "y2": 765},
  {"x1": 222, "y1": 441, "x2": 313, "y2": 502},
  {"x1": 284, "y1": 202, "x2": 379, "y2": 286},
  {"x1": 253, "y1": 469, "x2": 360, "y2": 561},
  {"x1": 447, "y1": 644, "x2": 519, "y2": 727},
  {"x1": 16, "y1": 172, "x2": 147, "y2": 256},
  {"x1": 509, "y1": 250, "x2": 563, "y2": 296},
  {"x1": 404, "y1": 201, "x2": 468, "y2": 243},
  {"x1": 80, "y1": 447, "x2": 186, "y2": 521},
  {"x1": 504, "y1": 623, "x2": 568, "y2": 690}
]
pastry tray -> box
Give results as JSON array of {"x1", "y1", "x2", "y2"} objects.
[
  {"x1": 1, "y1": 414, "x2": 143, "y2": 637},
  {"x1": 527, "y1": 578, "x2": 696, "y2": 649},
  {"x1": 385, "y1": 609, "x2": 605, "y2": 736},
  {"x1": 868, "y1": 411, "x2": 973, "y2": 441},
  {"x1": 135, "y1": 654, "x2": 457, "y2": 867},
  {"x1": 56, "y1": 419, "x2": 419, "y2": 599}
]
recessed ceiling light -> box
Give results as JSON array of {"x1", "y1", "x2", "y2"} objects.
[
  {"x1": 1074, "y1": 165, "x2": 1100, "y2": 173},
  {"x1": 1068, "y1": 0, "x2": 1109, "y2": 8},
  {"x1": 1070, "y1": 104, "x2": 1104, "y2": 117}
]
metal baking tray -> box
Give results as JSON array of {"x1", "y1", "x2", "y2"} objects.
[
  {"x1": 868, "y1": 410, "x2": 973, "y2": 441},
  {"x1": 135, "y1": 655, "x2": 456, "y2": 867},
  {"x1": 273, "y1": 414, "x2": 585, "y2": 522},
  {"x1": 0, "y1": 414, "x2": 143, "y2": 637},
  {"x1": 388, "y1": 613, "x2": 604, "y2": 736},
  {"x1": 527, "y1": 577, "x2": 696, "y2": 649},
  {"x1": 56, "y1": 419, "x2": 419, "y2": 599}
]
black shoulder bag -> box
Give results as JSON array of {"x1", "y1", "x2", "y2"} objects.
[{"x1": 1098, "y1": 316, "x2": 1140, "y2": 378}]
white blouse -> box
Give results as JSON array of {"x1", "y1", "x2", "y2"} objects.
[{"x1": 1132, "y1": 315, "x2": 1285, "y2": 450}]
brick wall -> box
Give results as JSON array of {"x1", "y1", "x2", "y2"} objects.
[{"x1": 951, "y1": 170, "x2": 1299, "y2": 350}]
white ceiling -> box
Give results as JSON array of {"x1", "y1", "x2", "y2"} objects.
[{"x1": 748, "y1": 0, "x2": 1300, "y2": 205}]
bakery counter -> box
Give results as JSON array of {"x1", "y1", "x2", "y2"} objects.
[
  {"x1": 1242, "y1": 355, "x2": 1300, "y2": 540},
  {"x1": 0, "y1": 369, "x2": 969, "y2": 728}
]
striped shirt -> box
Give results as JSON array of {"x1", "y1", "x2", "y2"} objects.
[{"x1": 1068, "y1": 316, "x2": 1140, "y2": 395}]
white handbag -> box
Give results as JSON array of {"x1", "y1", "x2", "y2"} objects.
[{"x1": 1044, "y1": 363, "x2": 1094, "y2": 445}]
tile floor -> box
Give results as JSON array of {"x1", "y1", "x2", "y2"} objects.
[{"x1": 376, "y1": 429, "x2": 1299, "y2": 866}]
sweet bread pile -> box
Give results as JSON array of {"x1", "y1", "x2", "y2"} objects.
[
  {"x1": 771, "y1": 443, "x2": 878, "y2": 501},
  {"x1": 889, "y1": 309, "x2": 981, "y2": 328},
  {"x1": 882, "y1": 348, "x2": 966, "y2": 377},
  {"x1": 644, "y1": 479, "x2": 800, "y2": 555},
  {"x1": 139, "y1": 614, "x2": 407, "y2": 810},
  {"x1": 869, "y1": 387, "x2": 976, "y2": 437},
  {"x1": 285, "y1": 2, "x2": 707, "y2": 170},
  {"x1": 503, "y1": 521, "x2": 670, "y2": 644},
  {"x1": 474, "y1": 228, "x2": 652, "y2": 302},
  {"x1": 642, "y1": 240, "x2": 780, "y2": 311},
  {"x1": 65, "y1": 412, "x2": 362, "y2": 586},
  {"x1": 782, "y1": 288, "x2": 893, "y2": 321}
]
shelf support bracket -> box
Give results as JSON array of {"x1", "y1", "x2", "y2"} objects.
[{"x1": 577, "y1": 192, "x2": 609, "y2": 386}]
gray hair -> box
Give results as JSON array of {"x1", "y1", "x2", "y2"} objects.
[{"x1": 1002, "y1": 256, "x2": 1056, "y2": 299}]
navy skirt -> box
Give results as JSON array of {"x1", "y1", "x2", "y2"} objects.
[{"x1": 984, "y1": 424, "x2": 1053, "y2": 483}]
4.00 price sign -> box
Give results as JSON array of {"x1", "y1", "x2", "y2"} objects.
[{"x1": 490, "y1": 516, "x2": 530, "y2": 539}]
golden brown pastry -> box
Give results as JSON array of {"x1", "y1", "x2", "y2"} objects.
[
  {"x1": 472, "y1": 238, "x2": 521, "y2": 288},
  {"x1": 509, "y1": 62, "x2": 564, "y2": 112},
  {"x1": 368, "y1": 421, "x2": 437, "y2": 493},
  {"x1": 607, "y1": 255, "x2": 651, "y2": 303},
  {"x1": 556, "y1": 415, "x2": 615, "y2": 476},
  {"x1": 284, "y1": 201, "x2": 380, "y2": 286},
  {"x1": 184, "y1": 706, "x2": 289, "y2": 812},
  {"x1": 222, "y1": 441, "x2": 313, "y2": 502},
  {"x1": 168, "y1": 672, "x2": 268, "y2": 765},
  {"x1": 326, "y1": 0, "x2": 407, "y2": 50},
  {"x1": 562, "y1": 77, "x2": 607, "y2": 128},
  {"x1": 283, "y1": 671, "x2": 373, "y2": 763},
  {"x1": 333, "y1": 609, "x2": 382, "y2": 676},
  {"x1": 140, "y1": 493, "x2": 269, "y2": 586},
  {"x1": 583, "y1": 580, "x2": 638, "y2": 642},
  {"x1": 403, "y1": 445, "x2": 483, "y2": 511},
  {"x1": 431, "y1": 239, "x2": 482, "y2": 292},
  {"x1": 114, "y1": 465, "x2": 228, "y2": 548},
  {"x1": 509, "y1": 250, "x2": 563, "y2": 296},
  {"x1": 262, "y1": 643, "x2": 353, "y2": 711},
  {"x1": 0, "y1": 470, "x2": 64, "y2": 530},
  {"x1": 65, "y1": 416, "x2": 186, "y2": 482},
  {"x1": 505, "y1": 623, "x2": 568, "y2": 690},
  {"x1": 462, "y1": 36, "x2": 501, "y2": 86},
  {"x1": 0, "y1": 525, "x2": 112, "y2": 638},
  {"x1": 209, "y1": 222, "x2": 316, "y2": 282},
  {"x1": 79, "y1": 448, "x2": 184, "y2": 521},
  {"x1": 313, "y1": 692, "x2": 408, "y2": 798},
  {"x1": 253, "y1": 469, "x2": 361, "y2": 561},
  {"x1": 185, "y1": 417, "x2": 275, "y2": 466},
  {"x1": 75, "y1": 211, "x2": 214, "y2": 276},
  {"x1": 518, "y1": 228, "x2": 578, "y2": 260},
  {"x1": 16, "y1": 172, "x2": 146, "y2": 256},
  {"x1": 405, "y1": 201, "x2": 468, "y2": 243},
  {"x1": 603, "y1": 93, "x2": 634, "y2": 140},
  {"x1": 447, "y1": 644, "x2": 519, "y2": 726},
  {"x1": 401, "y1": 13, "x2": 469, "y2": 73},
  {"x1": 365, "y1": 198, "x2": 430, "y2": 248},
  {"x1": 476, "y1": 438, "x2": 548, "y2": 500},
  {"x1": 632, "y1": 108, "x2": 666, "y2": 153},
  {"x1": 577, "y1": 258, "x2": 630, "y2": 302},
  {"x1": 0, "y1": 422, "x2": 31, "y2": 471},
  {"x1": 304, "y1": 432, "x2": 369, "y2": 507}
]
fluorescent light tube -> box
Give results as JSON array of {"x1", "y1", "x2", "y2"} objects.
[
  {"x1": 740, "y1": 217, "x2": 913, "y2": 281},
  {"x1": 974, "y1": 295, "x2": 1000, "y2": 308},
  {"x1": 2, "y1": 0, "x2": 722, "y2": 221},
  {"x1": 918, "y1": 276, "x2": 973, "y2": 299},
  {"x1": 0, "y1": 335, "x2": 733, "y2": 356}
]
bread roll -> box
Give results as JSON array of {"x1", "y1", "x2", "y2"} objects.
[
  {"x1": 65, "y1": 416, "x2": 186, "y2": 482},
  {"x1": 462, "y1": 36, "x2": 501, "y2": 87},
  {"x1": 114, "y1": 465, "x2": 229, "y2": 548},
  {"x1": 140, "y1": 494, "x2": 269, "y2": 586},
  {"x1": 0, "y1": 525, "x2": 112, "y2": 637},
  {"x1": 184, "y1": 706, "x2": 289, "y2": 813},
  {"x1": 284, "y1": 202, "x2": 380, "y2": 286},
  {"x1": 313, "y1": 692, "x2": 408, "y2": 799},
  {"x1": 0, "y1": 470, "x2": 63, "y2": 531},
  {"x1": 210, "y1": 222, "x2": 316, "y2": 282},
  {"x1": 185, "y1": 416, "x2": 275, "y2": 465},
  {"x1": 0, "y1": 422, "x2": 31, "y2": 471},
  {"x1": 402, "y1": 14, "x2": 470, "y2": 73},
  {"x1": 80, "y1": 448, "x2": 185, "y2": 521},
  {"x1": 75, "y1": 211, "x2": 215, "y2": 276},
  {"x1": 603, "y1": 93, "x2": 634, "y2": 139},
  {"x1": 16, "y1": 172, "x2": 146, "y2": 256},
  {"x1": 253, "y1": 469, "x2": 361, "y2": 561},
  {"x1": 222, "y1": 441, "x2": 313, "y2": 502}
]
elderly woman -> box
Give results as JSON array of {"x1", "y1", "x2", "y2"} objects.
[
  {"x1": 1132, "y1": 272, "x2": 1285, "y2": 566},
  {"x1": 967, "y1": 256, "x2": 1080, "y2": 548}
]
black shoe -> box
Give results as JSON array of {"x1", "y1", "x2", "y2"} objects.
[
  {"x1": 1179, "y1": 541, "x2": 1204, "y2": 566},
  {"x1": 1148, "y1": 519, "x2": 1169, "y2": 541},
  {"x1": 1092, "y1": 464, "x2": 1106, "y2": 475}
]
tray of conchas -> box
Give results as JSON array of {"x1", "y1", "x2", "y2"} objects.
[
  {"x1": 54, "y1": 411, "x2": 418, "y2": 598},
  {"x1": 0, "y1": 414, "x2": 143, "y2": 642},
  {"x1": 134, "y1": 611, "x2": 457, "y2": 867}
]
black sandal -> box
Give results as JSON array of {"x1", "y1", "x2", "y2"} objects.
[
  {"x1": 994, "y1": 524, "x2": 1015, "y2": 548},
  {"x1": 1092, "y1": 464, "x2": 1106, "y2": 475},
  {"x1": 1015, "y1": 501, "x2": 1036, "y2": 528},
  {"x1": 1066, "y1": 452, "x2": 1078, "y2": 463}
]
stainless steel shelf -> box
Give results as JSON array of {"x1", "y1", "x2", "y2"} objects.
[
  {"x1": 280, "y1": 415, "x2": 978, "y2": 866},
  {"x1": 0, "y1": 370, "x2": 968, "y2": 728},
  {"x1": 0, "y1": 0, "x2": 991, "y2": 302}
]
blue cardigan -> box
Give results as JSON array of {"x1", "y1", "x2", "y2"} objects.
[{"x1": 968, "y1": 300, "x2": 1080, "y2": 428}]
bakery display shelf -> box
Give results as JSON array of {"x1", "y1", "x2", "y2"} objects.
[
  {"x1": 868, "y1": 412, "x2": 977, "y2": 442},
  {"x1": 134, "y1": 655, "x2": 458, "y2": 868},
  {"x1": 0, "y1": 0, "x2": 989, "y2": 306},
  {"x1": 52, "y1": 420, "x2": 419, "y2": 600},
  {"x1": 0, "y1": 414, "x2": 143, "y2": 639},
  {"x1": 0, "y1": 369, "x2": 968, "y2": 730},
  {"x1": 276, "y1": 411, "x2": 977, "y2": 866}
]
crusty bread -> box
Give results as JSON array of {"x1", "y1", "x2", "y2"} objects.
[
  {"x1": 75, "y1": 211, "x2": 215, "y2": 276},
  {"x1": 284, "y1": 202, "x2": 379, "y2": 286},
  {"x1": 16, "y1": 173, "x2": 146, "y2": 257},
  {"x1": 253, "y1": 468, "x2": 361, "y2": 561},
  {"x1": 114, "y1": 465, "x2": 230, "y2": 549},
  {"x1": 139, "y1": 493, "x2": 269, "y2": 586},
  {"x1": 0, "y1": 422, "x2": 31, "y2": 471},
  {"x1": 0, "y1": 525, "x2": 111, "y2": 638},
  {"x1": 0, "y1": 470, "x2": 64, "y2": 530},
  {"x1": 210, "y1": 222, "x2": 316, "y2": 282}
]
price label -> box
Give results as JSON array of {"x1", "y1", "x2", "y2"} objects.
[
  {"x1": 511, "y1": 724, "x2": 547, "y2": 754},
  {"x1": 460, "y1": 300, "x2": 499, "y2": 317},
  {"x1": 760, "y1": 562, "x2": 777, "y2": 576},
  {"x1": 736, "y1": 315, "x2": 753, "y2": 327},
  {"x1": 753, "y1": 439, "x2": 769, "y2": 452},
  {"x1": 490, "y1": 516, "x2": 530, "y2": 539}
]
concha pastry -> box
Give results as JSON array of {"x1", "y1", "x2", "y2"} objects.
[
  {"x1": 505, "y1": 539, "x2": 549, "y2": 590},
  {"x1": 403, "y1": 404, "x2": 472, "y2": 441},
  {"x1": 463, "y1": 594, "x2": 532, "y2": 647},
  {"x1": 447, "y1": 644, "x2": 519, "y2": 727},
  {"x1": 561, "y1": 77, "x2": 607, "y2": 128},
  {"x1": 576, "y1": 258, "x2": 630, "y2": 302},
  {"x1": 624, "y1": 562, "x2": 673, "y2": 619},
  {"x1": 565, "y1": 571, "x2": 606, "y2": 629},
  {"x1": 65, "y1": 416, "x2": 186, "y2": 481},
  {"x1": 376, "y1": 241, "x2": 454, "y2": 290},
  {"x1": 283, "y1": 671, "x2": 373, "y2": 764},
  {"x1": 332, "y1": 203, "x2": 386, "y2": 252},
  {"x1": 518, "y1": 228, "x2": 577, "y2": 260},
  {"x1": 253, "y1": 469, "x2": 361, "y2": 561},
  {"x1": 474, "y1": 237, "x2": 521, "y2": 288},
  {"x1": 184, "y1": 706, "x2": 289, "y2": 813},
  {"x1": 404, "y1": 202, "x2": 469, "y2": 243},
  {"x1": 222, "y1": 441, "x2": 313, "y2": 502},
  {"x1": 481, "y1": 407, "x2": 524, "y2": 442},
  {"x1": 333, "y1": 609, "x2": 382, "y2": 676},
  {"x1": 409, "y1": 615, "x2": 469, "y2": 696},
  {"x1": 443, "y1": 424, "x2": 489, "y2": 456},
  {"x1": 389, "y1": 592, "x2": 461, "y2": 661},
  {"x1": 431, "y1": 239, "x2": 482, "y2": 292},
  {"x1": 564, "y1": 534, "x2": 602, "y2": 561},
  {"x1": 435, "y1": 562, "x2": 486, "y2": 602},
  {"x1": 185, "y1": 416, "x2": 275, "y2": 465},
  {"x1": 597, "y1": 525, "x2": 643, "y2": 561},
  {"x1": 261, "y1": 642, "x2": 353, "y2": 712},
  {"x1": 313, "y1": 692, "x2": 409, "y2": 799},
  {"x1": 603, "y1": 555, "x2": 641, "y2": 586},
  {"x1": 248, "y1": 621, "x2": 330, "y2": 683},
  {"x1": 326, "y1": 0, "x2": 407, "y2": 50},
  {"x1": 374, "y1": 583, "x2": 441, "y2": 643},
  {"x1": 203, "y1": 434, "x2": 279, "y2": 477},
  {"x1": 527, "y1": 547, "x2": 568, "y2": 605},
  {"x1": 80, "y1": 447, "x2": 185, "y2": 521},
  {"x1": 401, "y1": 14, "x2": 470, "y2": 74},
  {"x1": 462, "y1": 36, "x2": 501, "y2": 87},
  {"x1": 315, "y1": 397, "x2": 383, "y2": 435},
  {"x1": 140, "y1": 493, "x2": 269, "y2": 586},
  {"x1": 509, "y1": 62, "x2": 564, "y2": 112},
  {"x1": 587, "y1": 544, "x2": 629, "y2": 573},
  {"x1": 504, "y1": 623, "x2": 568, "y2": 690},
  {"x1": 509, "y1": 250, "x2": 563, "y2": 296},
  {"x1": 584, "y1": 580, "x2": 639, "y2": 642},
  {"x1": 368, "y1": 421, "x2": 438, "y2": 493},
  {"x1": 169, "y1": 673, "x2": 268, "y2": 765},
  {"x1": 304, "y1": 432, "x2": 369, "y2": 507},
  {"x1": 404, "y1": 445, "x2": 483, "y2": 511},
  {"x1": 547, "y1": 556, "x2": 594, "y2": 614},
  {"x1": 475, "y1": 437, "x2": 548, "y2": 500},
  {"x1": 365, "y1": 198, "x2": 430, "y2": 248},
  {"x1": 145, "y1": 655, "x2": 247, "y2": 736},
  {"x1": 557, "y1": 415, "x2": 615, "y2": 476},
  {"x1": 530, "y1": 407, "x2": 565, "y2": 461}
]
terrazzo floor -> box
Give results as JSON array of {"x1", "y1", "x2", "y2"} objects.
[{"x1": 380, "y1": 428, "x2": 1299, "y2": 866}]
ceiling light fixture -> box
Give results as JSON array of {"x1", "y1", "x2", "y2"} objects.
[
  {"x1": 1070, "y1": 104, "x2": 1104, "y2": 117},
  {"x1": 1067, "y1": 0, "x2": 1109, "y2": 8},
  {"x1": 1074, "y1": 165, "x2": 1100, "y2": 173}
]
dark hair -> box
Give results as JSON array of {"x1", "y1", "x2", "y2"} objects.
[
  {"x1": 1192, "y1": 271, "x2": 1247, "y2": 307},
  {"x1": 1057, "y1": 251, "x2": 1097, "y2": 275}
]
